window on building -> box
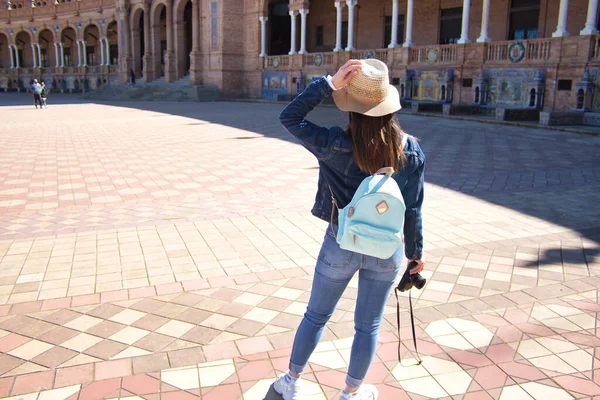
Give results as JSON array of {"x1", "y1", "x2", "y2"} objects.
[
  {"x1": 316, "y1": 25, "x2": 324, "y2": 47},
  {"x1": 342, "y1": 21, "x2": 348, "y2": 49},
  {"x1": 384, "y1": 15, "x2": 405, "y2": 47},
  {"x1": 40, "y1": 48, "x2": 47, "y2": 68},
  {"x1": 462, "y1": 78, "x2": 473, "y2": 88},
  {"x1": 508, "y1": 0, "x2": 540, "y2": 40},
  {"x1": 558, "y1": 80, "x2": 572, "y2": 91},
  {"x1": 269, "y1": 1, "x2": 291, "y2": 55},
  {"x1": 86, "y1": 46, "x2": 95, "y2": 66},
  {"x1": 439, "y1": 7, "x2": 462, "y2": 44}
]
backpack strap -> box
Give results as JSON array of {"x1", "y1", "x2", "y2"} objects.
[{"x1": 375, "y1": 167, "x2": 394, "y2": 177}]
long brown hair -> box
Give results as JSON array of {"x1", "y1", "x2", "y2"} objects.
[{"x1": 347, "y1": 112, "x2": 407, "y2": 175}]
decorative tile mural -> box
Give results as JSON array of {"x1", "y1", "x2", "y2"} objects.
[
  {"x1": 261, "y1": 71, "x2": 288, "y2": 100},
  {"x1": 411, "y1": 69, "x2": 453, "y2": 102},
  {"x1": 485, "y1": 69, "x2": 545, "y2": 107}
]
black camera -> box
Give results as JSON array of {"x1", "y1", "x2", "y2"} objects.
[{"x1": 397, "y1": 261, "x2": 426, "y2": 292}]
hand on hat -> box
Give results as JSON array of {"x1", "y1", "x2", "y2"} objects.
[{"x1": 331, "y1": 60, "x2": 362, "y2": 90}]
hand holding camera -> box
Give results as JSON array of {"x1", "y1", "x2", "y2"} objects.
[{"x1": 397, "y1": 260, "x2": 426, "y2": 292}]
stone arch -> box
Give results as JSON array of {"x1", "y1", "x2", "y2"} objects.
[
  {"x1": 80, "y1": 21, "x2": 102, "y2": 40},
  {"x1": 60, "y1": 26, "x2": 78, "y2": 67},
  {"x1": 131, "y1": 5, "x2": 146, "y2": 78},
  {"x1": 0, "y1": 32, "x2": 9, "y2": 68},
  {"x1": 106, "y1": 21, "x2": 118, "y2": 66},
  {"x1": 82, "y1": 22, "x2": 102, "y2": 65},
  {"x1": 174, "y1": 0, "x2": 192, "y2": 79},
  {"x1": 38, "y1": 28, "x2": 55, "y2": 68},
  {"x1": 15, "y1": 30, "x2": 34, "y2": 68},
  {"x1": 151, "y1": 1, "x2": 169, "y2": 78}
]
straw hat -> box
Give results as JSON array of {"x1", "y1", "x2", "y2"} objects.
[{"x1": 332, "y1": 59, "x2": 401, "y2": 117}]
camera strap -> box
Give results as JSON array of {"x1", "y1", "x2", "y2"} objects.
[{"x1": 395, "y1": 287, "x2": 422, "y2": 365}]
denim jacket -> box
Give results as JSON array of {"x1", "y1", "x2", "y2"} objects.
[{"x1": 279, "y1": 77, "x2": 425, "y2": 261}]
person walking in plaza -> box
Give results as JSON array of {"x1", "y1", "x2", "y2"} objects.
[
  {"x1": 40, "y1": 82, "x2": 49, "y2": 109},
  {"x1": 273, "y1": 59, "x2": 426, "y2": 400},
  {"x1": 130, "y1": 69, "x2": 136, "y2": 85},
  {"x1": 30, "y1": 79, "x2": 42, "y2": 109}
]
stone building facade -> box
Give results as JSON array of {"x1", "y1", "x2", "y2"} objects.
[{"x1": 1, "y1": 0, "x2": 600, "y2": 117}]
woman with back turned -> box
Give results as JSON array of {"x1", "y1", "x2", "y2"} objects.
[{"x1": 273, "y1": 59, "x2": 426, "y2": 400}]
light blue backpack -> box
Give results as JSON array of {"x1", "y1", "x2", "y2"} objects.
[{"x1": 330, "y1": 166, "x2": 406, "y2": 259}]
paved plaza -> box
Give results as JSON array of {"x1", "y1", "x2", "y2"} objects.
[{"x1": 0, "y1": 94, "x2": 599, "y2": 399}]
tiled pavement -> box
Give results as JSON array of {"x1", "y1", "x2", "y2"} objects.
[{"x1": 0, "y1": 95, "x2": 599, "y2": 399}]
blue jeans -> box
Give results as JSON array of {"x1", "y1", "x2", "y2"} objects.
[{"x1": 289, "y1": 227, "x2": 402, "y2": 388}]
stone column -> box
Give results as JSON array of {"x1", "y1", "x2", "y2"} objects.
[
  {"x1": 403, "y1": 0, "x2": 414, "y2": 47},
  {"x1": 100, "y1": 37, "x2": 105, "y2": 66},
  {"x1": 36, "y1": 44, "x2": 42, "y2": 68},
  {"x1": 142, "y1": 0, "x2": 153, "y2": 81},
  {"x1": 288, "y1": 10, "x2": 298, "y2": 55},
  {"x1": 189, "y1": 0, "x2": 202, "y2": 84},
  {"x1": 457, "y1": 0, "x2": 471, "y2": 44},
  {"x1": 299, "y1": 9, "x2": 309, "y2": 55},
  {"x1": 54, "y1": 42, "x2": 59, "y2": 67},
  {"x1": 334, "y1": 1, "x2": 344, "y2": 51},
  {"x1": 105, "y1": 38, "x2": 111, "y2": 65},
  {"x1": 552, "y1": 0, "x2": 570, "y2": 37},
  {"x1": 388, "y1": 0, "x2": 399, "y2": 48},
  {"x1": 82, "y1": 40, "x2": 88, "y2": 66},
  {"x1": 164, "y1": 0, "x2": 176, "y2": 82},
  {"x1": 9, "y1": 45, "x2": 14, "y2": 68},
  {"x1": 76, "y1": 41, "x2": 82, "y2": 66},
  {"x1": 14, "y1": 46, "x2": 20, "y2": 68},
  {"x1": 117, "y1": 0, "x2": 133, "y2": 82},
  {"x1": 259, "y1": 16, "x2": 268, "y2": 56},
  {"x1": 345, "y1": 0, "x2": 357, "y2": 51},
  {"x1": 581, "y1": 0, "x2": 599, "y2": 35},
  {"x1": 31, "y1": 44, "x2": 38, "y2": 68},
  {"x1": 477, "y1": 0, "x2": 491, "y2": 42}
]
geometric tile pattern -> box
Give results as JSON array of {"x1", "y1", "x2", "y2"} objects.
[{"x1": 1, "y1": 96, "x2": 600, "y2": 400}]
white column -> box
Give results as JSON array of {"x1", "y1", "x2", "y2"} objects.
[
  {"x1": 31, "y1": 44, "x2": 38, "y2": 68},
  {"x1": 288, "y1": 10, "x2": 298, "y2": 55},
  {"x1": 299, "y1": 9, "x2": 309, "y2": 54},
  {"x1": 36, "y1": 44, "x2": 42, "y2": 68},
  {"x1": 477, "y1": 0, "x2": 491, "y2": 42},
  {"x1": 82, "y1": 40, "x2": 88, "y2": 66},
  {"x1": 259, "y1": 16, "x2": 268, "y2": 57},
  {"x1": 9, "y1": 45, "x2": 14, "y2": 68},
  {"x1": 403, "y1": 0, "x2": 414, "y2": 47},
  {"x1": 553, "y1": 0, "x2": 570, "y2": 37},
  {"x1": 388, "y1": 0, "x2": 399, "y2": 48},
  {"x1": 60, "y1": 43, "x2": 65, "y2": 67},
  {"x1": 457, "y1": 0, "x2": 471, "y2": 44},
  {"x1": 581, "y1": 0, "x2": 599, "y2": 35},
  {"x1": 100, "y1": 38, "x2": 105, "y2": 66},
  {"x1": 345, "y1": 0, "x2": 357, "y2": 51},
  {"x1": 14, "y1": 46, "x2": 20, "y2": 68},
  {"x1": 54, "y1": 42, "x2": 59, "y2": 67},
  {"x1": 334, "y1": 1, "x2": 345, "y2": 52},
  {"x1": 76, "y1": 41, "x2": 82, "y2": 66},
  {"x1": 105, "y1": 38, "x2": 111, "y2": 65}
]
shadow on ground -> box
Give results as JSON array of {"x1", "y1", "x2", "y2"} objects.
[{"x1": 2, "y1": 93, "x2": 600, "y2": 261}]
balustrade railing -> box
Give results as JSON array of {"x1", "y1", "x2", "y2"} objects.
[
  {"x1": 485, "y1": 38, "x2": 551, "y2": 63},
  {"x1": 409, "y1": 45, "x2": 456, "y2": 64},
  {"x1": 263, "y1": 55, "x2": 291, "y2": 69},
  {"x1": 591, "y1": 36, "x2": 600, "y2": 59}
]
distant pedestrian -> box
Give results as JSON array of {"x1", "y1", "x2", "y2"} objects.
[
  {"x1": 30, "y1": 79, "x2": 42, "y2": 109},
  {"x1": 130, "y1": 69, "x2": 136, "y2": 85},
  {"x1": 40, "y1": 82, "x2": 48, "y2": 109}
]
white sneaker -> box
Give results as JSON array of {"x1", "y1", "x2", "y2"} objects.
[
  {"x1": 340, "y1": 384, "x2": 378, "y2": 400},
  {"x1": 273, "y1": 373, "x2": 301, "y2": 400}
]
